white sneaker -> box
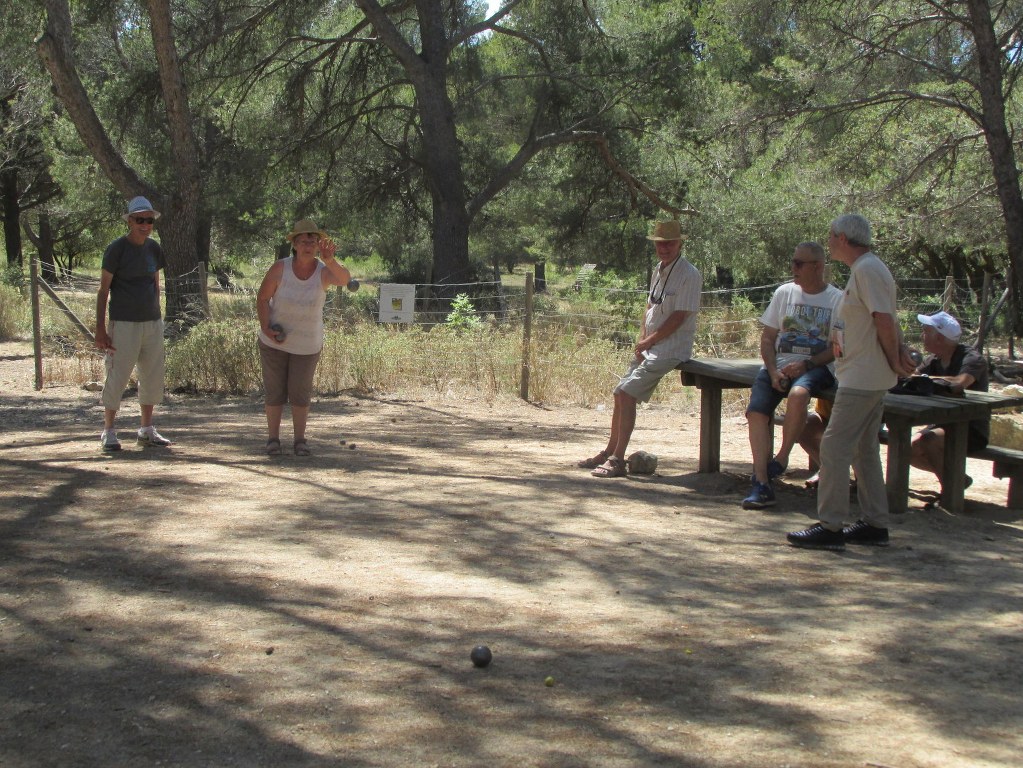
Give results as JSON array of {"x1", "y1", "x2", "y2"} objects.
[
  {"x1": 137, "y1": 427, "x2": 172, "y2": 446},
  {"x1": 100, "y1": 430, "x2": 121, "y2": 452}
]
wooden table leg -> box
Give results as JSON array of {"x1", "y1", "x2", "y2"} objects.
[
  {"x1": 885, "y1": 418, "x2": 912, "y2": 514},
  {"x1": 939, "y1": 421, "x2": 969, "y2": 514},
  {"x1": 699, "y1": 385, "x2": 722, "y2": 473}
]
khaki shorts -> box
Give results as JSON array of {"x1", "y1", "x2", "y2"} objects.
[
  {"x1": 259, "y1": 340, "x2": 320, "y2": 407},
  {"x1": 102, "y1": 319, "x2": 165, "y2": 410},
  {"x1": 613, "y1": 355, "x2": 683, "y2": 403}
]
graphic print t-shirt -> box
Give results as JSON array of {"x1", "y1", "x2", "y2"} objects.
[{"x1": 759, "y1": 282, "x2": 843, "y2": 370}]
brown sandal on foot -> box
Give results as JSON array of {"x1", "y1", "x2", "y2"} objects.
[
  {"x1": 578, "y1": 450, "x2": 611, "y2": 469},
  {"x1": 293, "y1": 440, "x2": 311, "y2": 456},
  {"x1": 266, "y1": 438, "x2": 282, "y2": 456},
  {"x1": 591, "y1": 456, "x2": 627, "y2": 478}
]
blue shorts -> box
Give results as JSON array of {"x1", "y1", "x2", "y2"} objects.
[{"x1": 746, "y1": 365, "x2": 835, "y2": 417}]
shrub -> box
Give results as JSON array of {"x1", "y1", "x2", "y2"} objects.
[
  {"x1": 445, "y1": 293, "x2": 482, "y2": 332},
  {"x1": 0, "y1": 283, "x2": 29, "y2": 340},
  {"x1": 166, "y1": 320, "x2": 261, "y2": 394}
]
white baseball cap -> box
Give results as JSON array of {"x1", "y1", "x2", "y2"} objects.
[{"x1": 917, "y1": 310, "x2": 961, "y2": 341}]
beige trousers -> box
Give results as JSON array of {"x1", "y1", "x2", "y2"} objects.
[
  {"x1": 817, "y1": 387, "x2": 888, "y2": 530},
  {"x1": 102, "y1": 319, "x2": 166, "y2": 411}
]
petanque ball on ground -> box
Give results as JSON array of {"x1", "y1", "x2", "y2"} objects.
[
  {"x1": 348, "y1": 278, "x2": 360, "y2": 291},
  {"x1": 470, "y1": 645, "x2": 492, "y2": 668},
  {"x1": 627, "y1": 450, "x2": 658, "y2": 475}
]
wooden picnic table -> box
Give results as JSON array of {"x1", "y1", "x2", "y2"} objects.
[{"x1": 677, "y1": 358, "x2": 1023, "y2": 514}]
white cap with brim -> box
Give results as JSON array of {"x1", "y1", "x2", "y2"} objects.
[
  {"x1": 917, "y1": 310, "x2": 962, "y2": 341},
  {"x1": 123, "y1": 196, "x2": 161, "y2": 221}
]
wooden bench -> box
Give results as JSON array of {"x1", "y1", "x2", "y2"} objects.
[
  {"x1": 969, "y1": 446, "x2": 1023, "y2": 508},
  {"x1": 572, "y1": 263, "x2": 597, "y2": 291},
  {"x1": 878, "y1": 431, "x2": 1023, "y2": 509},
  {"x1": 677, "y1": 357, "x2": 1023, "y2": 513}
]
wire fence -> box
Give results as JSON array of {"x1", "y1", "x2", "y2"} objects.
[{"x1": 26, "y1": 259, "x2": 1018, "y2": 405}]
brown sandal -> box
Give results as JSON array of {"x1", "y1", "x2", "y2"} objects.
[
  {"x1": 293, "y1": 440, "x2": 311, "y2": 456},
  {"x1": 591, "y1": 456, "x2": 627, "y2": 478},
  {"x1": 578, "y1": 450, "x2": 611, "y2": 469}
]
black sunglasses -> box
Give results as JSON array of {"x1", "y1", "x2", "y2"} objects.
[
  {"x1": 791, "y1": 259, "x2": 819, "y2": 268},
  {"x1": 133, "y1": 216, "x2": 156, "y2": 225}
]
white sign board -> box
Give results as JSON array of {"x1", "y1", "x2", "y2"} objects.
[{"x1": 378, "y1": 283, "x2": 416, "y2": 323}]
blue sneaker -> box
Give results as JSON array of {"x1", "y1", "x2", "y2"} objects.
[
  {"x1": 767, "y1": 459, "x2": 787, "y2": 480},
  {"x1": 742, "y1": 481, "x2": 776, "y2": 510}
]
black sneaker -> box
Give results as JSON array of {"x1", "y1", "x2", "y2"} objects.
[
  {"x1": 842, "y1": 520, "x2": 889, "y2": 547},
  {"x1": 787, "y1": 523, "x2": 845, "y2": 551}
]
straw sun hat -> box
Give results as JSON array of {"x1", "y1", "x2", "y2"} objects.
[{"x1": 286, "y1": 219, "x2": 329, "y2": 242}]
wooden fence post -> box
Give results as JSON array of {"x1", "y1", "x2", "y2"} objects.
[
  {"x1": 519, "y1": 273, "x2": 534, "y2": 401},
  {"x1": 976, "y1": 273, "x2": 992, "y2": 353},
  {"x1": 942, "y1": 275, "x2": 954, "y2": 311},
  {"x1": 29, "y1": 253, "x2": 44, "y2": 391},
  {"x1": 198, "y1": 262, "x2": 209, "y2": 317},
  {"x1": 36, "y1": 278, "x2": 95, "y2": 343}
]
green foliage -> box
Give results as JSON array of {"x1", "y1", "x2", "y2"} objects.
[
  {"x1": 0, "y1": 283, "x2": 29, "y2": 340},
  {"x1": 582, "y1": 268, "x2": 645, "y2": 306},
  {"x1": 2, "y1": 265, "x2": 27, "y2": 289},
  {"x1": 165, "y1": 320, "x2": 261, "y2": 394},
  {"x1": 445, "y1": 293, "x2": 483, "y2": 333}
]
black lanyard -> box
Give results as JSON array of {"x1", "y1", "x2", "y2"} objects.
[{"x1": 649, "y1": 256, "x2": 680, "y2": 305}]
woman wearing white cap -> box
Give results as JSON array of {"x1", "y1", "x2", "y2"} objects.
[{"x1": 256, "y1": 219, "x2": 352, "y2": 456}]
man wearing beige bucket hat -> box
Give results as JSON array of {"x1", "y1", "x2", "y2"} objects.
[{"x1": 577, "y1": 219, "x2": 702, "y2": 478}]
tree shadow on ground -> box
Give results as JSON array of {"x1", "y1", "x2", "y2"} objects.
[{"x1": 1, "y1": 392, "x2": 1021, "y2": 766}]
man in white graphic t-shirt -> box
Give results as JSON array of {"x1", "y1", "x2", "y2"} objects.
[{"x1": 742, "y1": 241, "x2": 843, "y2": 510}]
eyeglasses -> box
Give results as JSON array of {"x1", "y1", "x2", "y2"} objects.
[
  {"x1": 133, "y1": 217, "x2": 156, "y2": 225},
  {"x1": 791, "y1": 259, "x2": 819, "y2": 268}
]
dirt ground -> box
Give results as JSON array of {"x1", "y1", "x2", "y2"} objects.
[{"x1": 1, "y1": 340, "x2": 1021, "y2": 768}]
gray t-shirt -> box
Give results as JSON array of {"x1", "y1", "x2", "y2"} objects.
[
  {"x1": 102, "y1": 236, "x2": 165, "y2": 322},
  {"x1": 918, "y1": 344, "x2": 990, "y2": 445}
]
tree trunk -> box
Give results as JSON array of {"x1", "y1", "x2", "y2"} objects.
[
  {"x1": 535, "y1": 262, "x2": 547, "y2": 293},
  {"x1": 966, "y1": 0, "x2": 1023, "y2": 336},
  {"x1": 1, "y1": 165, "x2": 20, "y2": 268},
  {"x1": 415, "y1": 4, "x2": 472, "y2": 297},
  {"x1": 38, "y1": 0, "x2": 204, "y2": 328},
  {"x1": 37, "y1": 210, "x2": 56, "y2": 283},
  {"x1": 355, "y1": 0, "x2": 474, "y2": 296}
]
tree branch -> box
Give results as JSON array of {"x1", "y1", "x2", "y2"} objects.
[{"x1": 36, "y1": 0, "x2": 152, "y2": 199}]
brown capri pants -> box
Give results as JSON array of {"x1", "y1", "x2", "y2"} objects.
[{"x1": 258, "y1": 340, "x2": 321, "y2": 407}]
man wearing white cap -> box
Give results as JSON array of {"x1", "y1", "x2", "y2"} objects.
[
  {"x1": 94, "y1": 196, "x2": 172, "y2": 452},
  {"x1": 910, "y1": 310, "x2": 989, "y2": 487}
]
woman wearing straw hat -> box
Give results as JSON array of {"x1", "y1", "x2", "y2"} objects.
[{"x1": 256, "y1": 219, "x2": 352, "y2": 456}]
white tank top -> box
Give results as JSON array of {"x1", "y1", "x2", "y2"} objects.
[{"x1": 258, "y1": 257, "x2": 326, "y2": 355}]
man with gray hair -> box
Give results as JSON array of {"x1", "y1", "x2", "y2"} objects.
[
  {"x1": 95, "y1": 196, "x2": 172, "y2": 452},
  {"x1": 787, "y1": 214, "x2": 916, "y2": 550},
  {"x1": 742, "y1": 241, "x2": 842, "y2": 510}
]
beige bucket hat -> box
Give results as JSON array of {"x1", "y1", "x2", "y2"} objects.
[
  {"x1": 286, "y1": 219, "x2": 329, "y2": 242},
  {"x1": 646, "y1": 220, "x2": 685, "y2": 241}
]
